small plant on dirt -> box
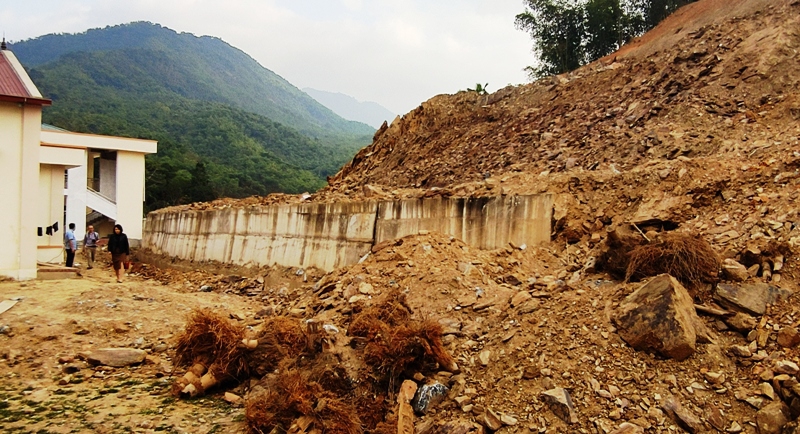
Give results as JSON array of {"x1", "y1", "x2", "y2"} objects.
[{"x1": 467, "y1": 82, "x2": 489, "y2": 95}]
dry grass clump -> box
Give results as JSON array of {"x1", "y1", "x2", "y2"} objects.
[
  {"x1": 625, "y1": 232, "x2": 720, "y2": 289},
  {"x1": 245, "y1": 369, "x2": 361, "y2": 434}
]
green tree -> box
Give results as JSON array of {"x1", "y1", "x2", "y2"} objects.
[
  {"x1": 516, "y1": 0, "x2": 587, "y2": 78},
  {"x1": 517, "y1": 0, "x2": 697, "y2": 79},
  {"x1": 585, "y1": 0, "x2": 623, "y2": 60},
  {"x1": 188, "y1": 161, "x2": 216, "y2": 203}
]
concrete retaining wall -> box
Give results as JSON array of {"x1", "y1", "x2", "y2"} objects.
[
  {"x1": 375, "y1": 195, "x2": 553, "y2": 249},
  {"x1": 143, "y1": 194, "x2": 553, "y2": 271}
]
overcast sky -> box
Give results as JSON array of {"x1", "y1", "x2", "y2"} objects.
[{"x1": 1, "y1": 0, "x2": 536, "y2": 115}]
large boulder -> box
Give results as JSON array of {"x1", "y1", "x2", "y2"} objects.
[{"x1": 614, "y1": 275, "x2": 700, "y2": 361}]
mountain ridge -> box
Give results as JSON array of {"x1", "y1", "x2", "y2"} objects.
[
  {"x1": 10, "y1": 21, "x2": 375, "y2": 139},
  {"x1": 8, "y1": 21, "x2": 376, "y2": 209}
]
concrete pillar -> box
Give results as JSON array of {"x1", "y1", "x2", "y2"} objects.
[
  {"x1": 115, "y1": 151, "x2": 146, "y2": 242},
  {"x1": 66, "y1": 160, "x2": 88, "y2": 242}
]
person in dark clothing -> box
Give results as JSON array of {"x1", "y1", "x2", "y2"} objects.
[
  {"x1": 64, "y1": 223, "x2": 77, "y2": 267},
  {"x1": 108, "y1": 224, "x2": 131, "y2": 283}
]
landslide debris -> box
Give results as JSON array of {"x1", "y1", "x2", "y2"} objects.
[{"x1": 108, "y1": 0, "x2": 800, "y2": 432}]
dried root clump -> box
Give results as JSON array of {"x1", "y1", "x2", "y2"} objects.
[
  {"x1": 245, "y1": 369, "x2": 361, "y2": 434},
  {"x1": 172, "y1": 309, "x2": 249, "y2": 397},
  {"x1": 349, "y1": 291, "x2": 458, "y2": 383},
  {"x1": 625, "y1": 232, "x2": 720, "y2": 290},
  {"x1": 597, "y1": 225, "x2": 648, "y2": 279},
  {"x1": 246, "y1": 317, "x2": 309, "y2": 377}
]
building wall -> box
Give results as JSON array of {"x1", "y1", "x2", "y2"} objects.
[
  {"x1": 98, "y1": 157, "x2": 116, "y2": 200},
  {"x1": 143, "y1": 195, "x2": 554, "y2": 272},
  {"x1": 0, "y1": 102, "x2": 41, "y2": 280},
  {"x1": 115, "y1": 151, "x2": 146, "y2": 241},
  {"x1": 37, "y1": 164, "x2": 66, "y2": 263}
]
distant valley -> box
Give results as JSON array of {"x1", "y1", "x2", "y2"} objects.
[{"x1": 303, "y1": 88, "x2": 398, "y2": 129}]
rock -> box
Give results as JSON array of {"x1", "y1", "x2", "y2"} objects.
[
  {"x1": 631, "y1": 195, "x2": 691, "y2": 227},
  {"x1": 455, "y1": 396, "x2": 472, "y2": 408},
  {"x1": 760, "y1": 382, "x2": 776, "y2": 400},
  {"x1": 479, "y1": 350, "x2": 491, "y2": 366},
  {"x1": 727, "y1": 421, "x2": 743, "y2": 433},
  {"x1": 704, "y1": 371, "x2": 726, "y2": 386},
  {"x1": 412, "y1": 382, "x2": 448, "y2": 415},
  {"x1": 613, "y1": 275, "x2": 699, "y2": 361},
  {"x1": 436, "y1": 421, "x2": 484, "y2": 434},
  {"x1": 706, "y1": 405, "x2": 726, "y2": 431},
  {"x1": 522, "y1": 364, "x2": 540, "y2": 379},
  {"x1": 348, "y1": 295, "x2": 367, "y2": 304},
  {"x1": 608, "y1": 422, "x2": 644, "y2": 434},
  {"x1": 223, "y1": 392, "x2": 242, "y2": 405},
  {"x1": 714, "y1": 283, "x2": 793, "y2": 316},
  {"x1": 721, "y1": 259, "x2": 750, "y2": 282},
  {"x1": 85, "y1": 348, "x2": 146, "y2": 367},
  {"x1": 777, "y1": 327, "x2": 800, "y2": 348},
  {"x1": 660, "y1": 395, "x2": 703, "y2": 433},
  {"x1": 775, "y1": 360, "x2": 800, "y2": 375},
  {"x1": 540, "y1": 387, "x2": 578, "y2": 424},
  {"x1": 62, "y1": 362, "x2": 84, "y2": 374},
  {"x1": 724, "y1": 312, "x2": 757, "y2": 333},
  {"x1": 730, "y1": 345, "x2": 752, "y2": 358},
  {"x1": 783, "y1": 421, "x2": 800, "y2": 434},
  {"x1": 756, "y1": 401, "x2": 790, "y2": 434},
  {"x1": 500, "y1": 414, "x2": 518, "y2": 426},
  {"x1": 517, "y1": 299, "x2": 540, "y2": 314},
  {"x1": 481, "y1": 408, "x2": 503, "y2": 431},
  {"x1": 398, "y1": 380, "x2": 418, "y2": 434},
  {"x1": 358, "y1": 282, "x2": 375, "y2": 294},
  {"x1": 510, "y1": 291, "x2": 532, "y2": 307}
]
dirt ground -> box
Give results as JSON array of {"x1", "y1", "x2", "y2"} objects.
[
  {"x1": 2, "y1": 231, "x2": 799, "y2": 433},
  {"x1": 0, "y1": 259, "x2": 261, "y2": 434}
]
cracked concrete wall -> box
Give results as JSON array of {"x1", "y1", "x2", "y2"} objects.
[{"x1": 143, "y1": 194, "x2": 553, "y2": 272}]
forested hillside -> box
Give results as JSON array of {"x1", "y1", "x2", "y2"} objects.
[{"x1": 10, "y1": 22, "x2": 374, "y2": 210}]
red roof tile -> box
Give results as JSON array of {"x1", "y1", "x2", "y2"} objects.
[{"x1": 0, "y1": 51, "x2": 31, "y2": 98}]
